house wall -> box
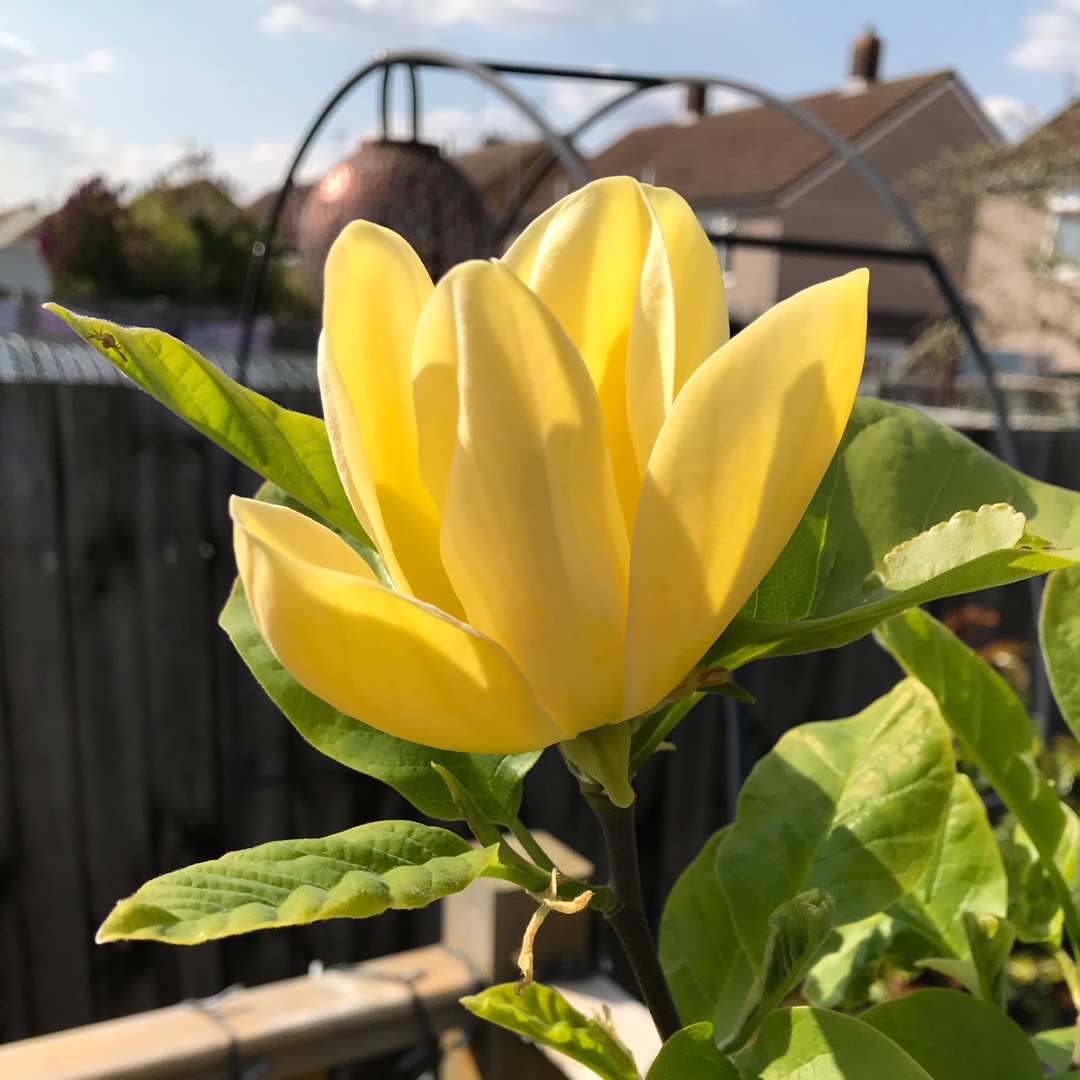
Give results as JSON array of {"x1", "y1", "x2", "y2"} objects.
[
  {"x1": 0, "y1": 242, "x2": 51, "y2": 298},
  {"x1": 777, "y1": 83, "x2": 994, "y2": 341},
  {"x1": 966, "y1": 195, "x2": 1080, "y2": 373},
  {"x1": 719, "y1": 213, "x2": 784, "y2": 322}
]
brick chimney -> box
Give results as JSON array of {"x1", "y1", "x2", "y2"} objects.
[
  {"x1": 686, "y1": 81, "x2": 707, "y2": 118},
  {"x1": 851, "y1": 27, "x2": 882, "y2": 83}
]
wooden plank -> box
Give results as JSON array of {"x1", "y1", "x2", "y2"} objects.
[
  {"x1": 0, "y1": 382, "x2": 95, "y2": 1035},
  {"x1": 0, "y1": 601, "x2": 30, "y2": 1043},
  {"x1": 55, "y1": 384, "x2": 156, "y2": 1021},
  {"x1": 132, "y1": 398, "x2": 224, "y2": 1003},
  {"x1": 0, "y1": 944, "x2": 476, "y2": 1080}
]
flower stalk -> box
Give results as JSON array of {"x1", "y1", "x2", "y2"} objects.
[{"x1": 583, "y1": 783, "x2": 683, "y2": 1043}]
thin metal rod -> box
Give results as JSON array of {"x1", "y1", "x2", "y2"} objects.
[
  {"x1": 380, "y1": 64, "x2": 392, "y2": 138},
  {"x1": 713, "y1": 233, "x2": 931, "y2": 262},
  {"x1": 494, "y1": 80, "x2": 652, "y2": 239},
  {"x1": 408, "y1": 64, "x2": 420, "y2": 141}
]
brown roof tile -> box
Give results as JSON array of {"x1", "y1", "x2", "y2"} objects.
[
  {"x1": 455, "y1": 138, "x2": 547, "y2": 216},
  {"x1": 589, "y1": 71, "x2": 952, "y2": 203}
]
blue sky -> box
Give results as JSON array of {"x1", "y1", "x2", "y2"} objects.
[{"x1": 2, "y1": 0, "x2": 1078, "y2": 208}]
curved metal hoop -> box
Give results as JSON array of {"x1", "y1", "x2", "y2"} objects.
[
  {"x1": 237, "y1": 51, "x2": 1015, "y2": 469},
  {"x1": 489, "y1": 67, "x2": 1017, "y2": 469}
]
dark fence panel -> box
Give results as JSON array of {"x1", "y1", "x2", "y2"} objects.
[{"x1": 0, "y1": 378, "x2": 1076, "y2": 1041}]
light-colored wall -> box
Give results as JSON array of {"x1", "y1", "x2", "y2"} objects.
[
  {"x1": 716, "y1": 213, "x2": 783, "y2": 322},
  {"x1": 777, "y1": 82, "x2": 994, "y2": 338},
  {"x1": 966, "y1": 195, "x2": 1080, "y2": 372},
  {"x1": 0, "y1": 242, "x2": 51, "y2": 298}
]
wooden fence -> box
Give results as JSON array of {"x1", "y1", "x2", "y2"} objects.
[{"x1": 1, "y1": 373, "x2": 1078, "y2": 1044}]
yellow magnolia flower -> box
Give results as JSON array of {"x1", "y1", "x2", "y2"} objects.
[{"x1": 232, "y1": 177, "x2": 867, "y2": 755}]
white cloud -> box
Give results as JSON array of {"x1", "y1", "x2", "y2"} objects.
[
  {"x1": 83, "y1": 48, "x2": 118, "y2": 75},
  {"x1": 1012, "y1": 0, "x2": 1080, "y2": 72},
  {"x1": 0, "y1": 33, "x2": 125, "y2": 204},
  {"x1": 981, "y1": 95, "x2": 1041, "y2": 141},
  {"x1": 260, "y1": 0, "x2": 658, "y2": 37}
]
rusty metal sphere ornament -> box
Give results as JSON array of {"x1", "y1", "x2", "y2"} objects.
[{"x1": 297, "y1": 137, "x2": 496, "y2": 296}]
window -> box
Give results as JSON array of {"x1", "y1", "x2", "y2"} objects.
[
  {"x1": 697, "y1": 211, "x2": 736, "y2": 283},
  {"x1": 1046, "y1": 193, "x2": 1080, "y2": 280}
]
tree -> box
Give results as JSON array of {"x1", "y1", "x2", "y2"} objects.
[
  {"x1": 905, "y1": 113, "x2": 1080, "y2": 376},
  {"x1": 37, "y1": 176, "x2": 134, "y2": 299},
  {"x1": 38, "y1": 153, "x2": 316, "y2": 318}
]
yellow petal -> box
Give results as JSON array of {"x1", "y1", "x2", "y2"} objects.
[
  {"x1": 231, "y1": 497, "x2": 562, "y2": 753},
  {"x1": 623, "y1": 269, "x2": 869, "y2": 717},
  {"x1": 322, "y1": 222, "x2": 462, "y2": 617},
  {"x1": 502, "y1": 176, "x2": 652, "y2": 531},
  {"x1": 504, "y1": 178, "x2": 728, "y2": 532},
  {"x1": 626, "y1": 184, "x2": 729, "y2": 476},
  {"x1": 412, "y1": 260, "x2": 629, "y2": 736}
]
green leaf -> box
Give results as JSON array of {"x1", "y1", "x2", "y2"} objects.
[
  {"x1": 922, "y1": 913, "x2": 1017, "y2": 1006},
  {"x1": 1042, "y1": 564, "x2": 1080, "y2": 742},
  {"x1": 461, "y1": 983, "x2": 640, "y2": 1080},
  {"x1": 722, "y1": 889, "x2": 835, "y2": 1051},
  {"x1": 660, "y1": 680, "x2": 953, "y2": 1039},
  {"x1": 964, "y1": 911, "x2": 1017, "y2": 1007},
  {"x1": 710, "y1": 397, "x2": 1080, "y2": 668},
  {"x1": 1034, "y1": 1026, "x2": 1076, "y2": 1073},
  {"x1": 629, "y1": 695, "x2": 702, "y2": 775},
  {"x1": 97, "y1": 821, "x2": 496, "y2": 943},
  {"x1": 220, "y1": 580, "x2": 539, "y2": 824},
  {"x1": 999, "y1": 819, "x2": 1065, "y2": 945},
  {"x1": 802, "y1": 913, "x2": 894, "y2": 1008},
  {"x1": 657, "y1": 829, "x2": 730, "y2": 1027},
  {"x1": 877, "y1": 607, "x2": 1080, "y2": 945},
  {"x1": 45, "y1": 304, "x2": 367, "y2": 541},
  {"x1": 861, "y1": 989, "x2": 1043, "y2": 1079},
  {"x1": 734, "y1": 1007, "x2": 934, "y2": 1079},
  {"x1": 880, "y1": 503, "x2": 1027, "y2": 583},
  {"x1": 646, "y1": 1024, "x2": 739, "y2": 1079},
  {"x1": 889, "y1": 773, "x2": 1007, "y2": 958},
  {"x1": 801, "y1": 914, "x2": 935, "y2": 1010}
]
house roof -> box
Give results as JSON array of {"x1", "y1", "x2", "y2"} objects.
[
  {"x1": 456, "y1": 138, "x2": 545, "y2": 189},
  {"x1": 589, "y1": 70, "x2": 954, "y2": 204},
  {"x1": 1024, "y1": 97, "x2": 1080, "y2": 145},
  {"x1": 455, "y1": 138, "x2": 547, "y2": 217},
  {"x1": 0, "y1": 204, "x2": 44, "y2": 249}
]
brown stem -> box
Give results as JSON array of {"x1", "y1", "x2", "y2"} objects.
[{"x1": 584, "y1": 785, "x2": 683, "y2": 1043}]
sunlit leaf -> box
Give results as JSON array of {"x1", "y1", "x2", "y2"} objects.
[
  {"x1": 877, "y1": 607, "x2": 1080, "y2": 945},
  {"x1": 889, "y1": 773, "x2": 1007, "y2": 957},
  {"x1": 711, "y1": 398, "x2": 1080, "y2": 668},
  {"x1": 734, "y1": 1007, "x2": 933, "y2": 1079},
  {"x1": 461, "y1": 983, "x2": 640, "y2": 1080},
  {"x1": 660, "y1": 680, "x2": 953, "y2": 1040},
  {"x1": 46, "y1": 305, "x2": 368, "y2": 540},
  {"x1": 1042, "y1": 564, "x2": 1080, "y2": 742},
  {"x1": 646, "y1": 1024, "x2": 738, "y2": 1079},
  {"x1": 98, "y1": 822, "x2": 495, "y2": 943},
  {"x1": 862, "y1": 989, "x2": 1042, "y2": 1079}
]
